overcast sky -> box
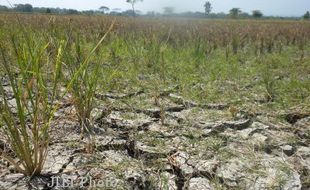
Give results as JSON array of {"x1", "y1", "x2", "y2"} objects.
[{"x1": 1, "y1": 0, "x2": 309, "y2": 16}]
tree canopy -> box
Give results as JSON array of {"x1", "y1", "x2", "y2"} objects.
[
  {"x1": 126, "y1": 0, "x2": 143, "y2": 17},
  {"x1": 304, "y1": 11, "x2": 310, "y2": 19},
  {"x1": 204, "y1": 1, "x2": 212, "y2": 15},
  {"x1": 99, "y1": 6, "x2": 110, "y2": 14},
  {"x1": 229, "y1": 8, "x2": 242, "y2": 19},
  {"x1": 252, "y1": 10, "x2": 263, "y2": 18},
  {"x1": 14, "y1": 4, "x2": 33, "y2": 12}
]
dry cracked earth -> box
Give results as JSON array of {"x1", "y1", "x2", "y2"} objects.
[{"x1": 0, "y1": 82, "x2": 310, "y2": 190}]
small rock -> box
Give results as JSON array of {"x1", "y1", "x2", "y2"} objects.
[{"x1": 280, "y1": 145, "x2": 295, "y2": 156}]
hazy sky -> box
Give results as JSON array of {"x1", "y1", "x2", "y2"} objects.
[{"x1": 1, "y1": 0, "x2": 309, "y2": 16}]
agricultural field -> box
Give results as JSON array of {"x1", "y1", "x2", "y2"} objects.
[{"x1": 0, "y1": 13, "x2": 310, "y2": 189}]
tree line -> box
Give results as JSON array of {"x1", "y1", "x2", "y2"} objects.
[{"x1": 0, "y1": 1, "x2": 309, "y2": 20}]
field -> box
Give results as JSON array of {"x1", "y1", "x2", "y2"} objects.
[{"x1": 0, "y1": 13, "x2": 310, "y2": 189}]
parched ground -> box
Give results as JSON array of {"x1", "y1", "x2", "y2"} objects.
[
  {"x1": 1, "y1": 88, "x2": 309, "y2": 190},
  {"x1": 0, "y1": 14, "x2": 310, "y2": 190}
]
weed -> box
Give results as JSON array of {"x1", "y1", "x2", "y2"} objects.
[
  {"x1": 0, "y1": 36, "x2": 64, "y2": 176},
  {"x1": 63, "y1": 22, "x2": 114, "y2": 137}
]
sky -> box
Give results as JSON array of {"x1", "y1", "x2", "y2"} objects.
[{"x1": 1, "y1": 0, "x2": 309, "y2": 16}]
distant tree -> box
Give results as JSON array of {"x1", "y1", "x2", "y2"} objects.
[
  {"x1": 240, "y1": 12, "x2": 250, "y2": 18},
  {"x1": 126, "y1": 0, "x2": 143, "y2": 17},
  {"x1": 252, "y1": 10, "x2": 263, "y2": 18},
  {"x1": 46, "y1": 8, "x2": 51, "y2": 14},
  {"x1": 122, "y1": 9, "x2": 135, "y2": 16},
  {"x1": 0, "y1": 5, "x2": 9, "y2": 12},
  {"x1": 229, "y1": 8, "x2": 241, "y2": 19},
  {"x1": 24, "y1": 4, "x2": 33, "y2": 12},
  {"x1": 163, "y1": 7, "x2": 174, "y2": 15},
  {"x1": 110, "y1": 8, "x2": 122, "y2": 16},
  {"x1": 304, "y1": 11, "x2": 310, "y2": 20},
  {"x1": 67, "y1": 9, "x2": 79, "y2": 14},
  {"x1": 99, "y1": 6, "x2": 109, "y2": 14},
  {"x1": 82, "y1": 10, "x2": 95, "y2": 15},
  {"x1": 14, "y1": 4, "x2": 33, "y2": 12},
  {"x1": 204, "y1": 1, "x2": 212, "y2": 15}
]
